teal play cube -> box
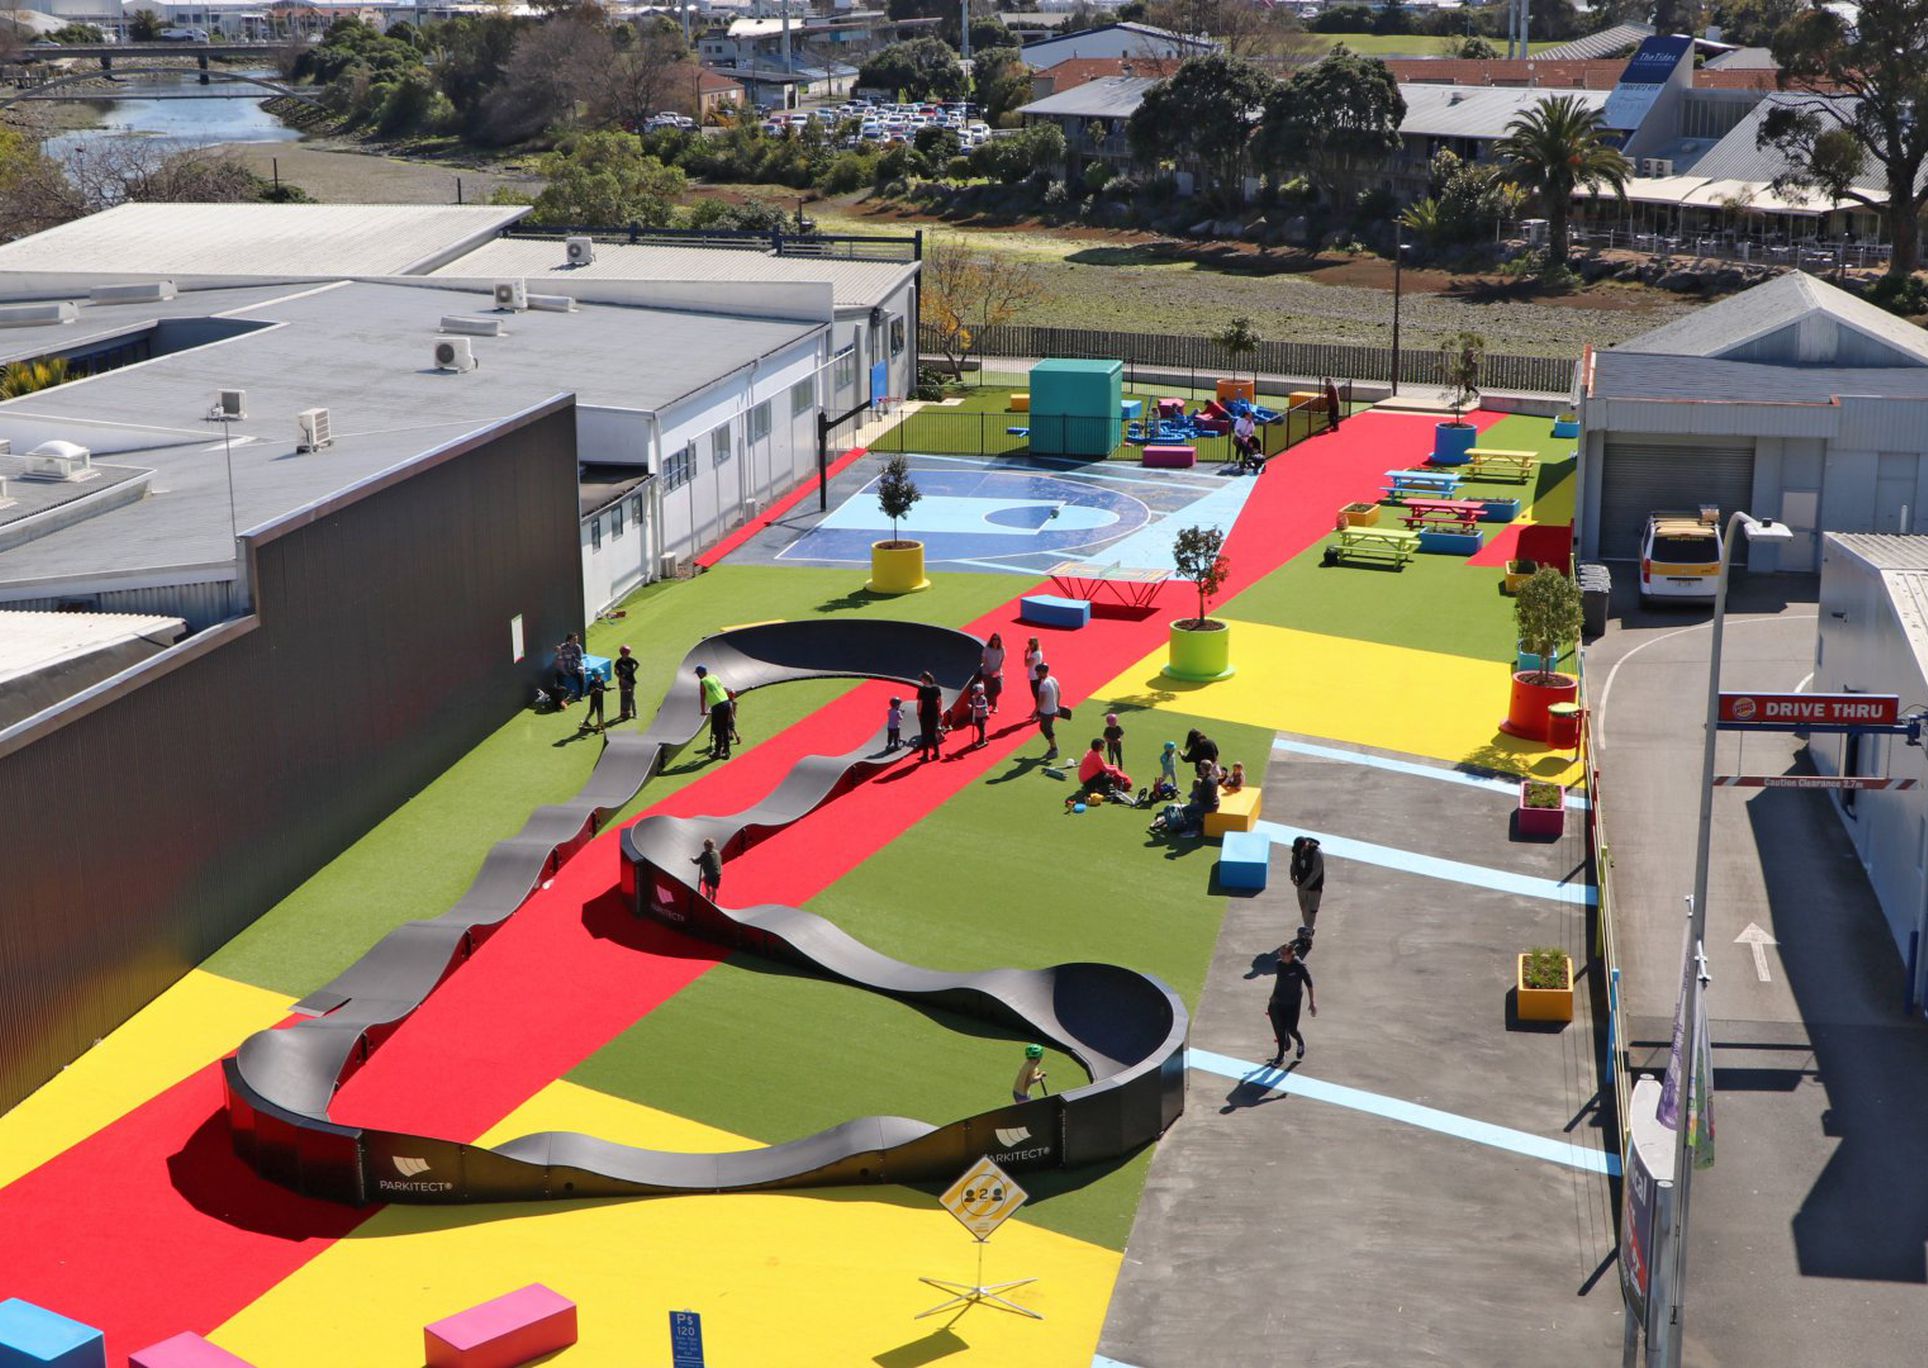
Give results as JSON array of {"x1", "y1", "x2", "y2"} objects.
[
  {"x1": 1029, "y1": 359, "x2": 1122, "y2": 457},
  {"x1": 0, "y1": 1299, "x2": 105, "y2": 1368}
]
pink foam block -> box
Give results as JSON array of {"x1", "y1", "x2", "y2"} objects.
[
  {"x1": 129, "y1": 1333, "x2": 254, "y2": 1368},
  {"x1": 424, "y1": 1284, "x2": 578, "y2": 1368}
]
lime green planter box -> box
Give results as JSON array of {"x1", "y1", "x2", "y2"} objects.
[{"x1": 1163, "y1": 620, "x2": 1235, "y2": 682}]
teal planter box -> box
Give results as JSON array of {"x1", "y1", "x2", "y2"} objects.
[
  {"x1": 1515, "y1": 641, "x2": 1574, "y2": 674},
  {"x1": 1432, "y1": 422, "x2": 1477, "y2": 464},
  {"x1": 1418, "y1": 528, "x2": 1482, "y2": 555},
  {"x1": 1481, "y1": 498, "x2": 1521, "y2": 522},
  {"x1": 1552, "y1": 417, "x2": 1580, "y2": 438},
  {"x1": 1031, "y1": 358, "x2": 1123, "y2": 457}
]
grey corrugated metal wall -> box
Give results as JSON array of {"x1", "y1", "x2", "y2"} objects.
[{"x1": 0, "y1": 399, "x2": 582, "y2": 1118}]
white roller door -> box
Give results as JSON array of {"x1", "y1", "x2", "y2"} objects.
[{"x1": 1598, "y1": 440, "x2": 1756, "y2": 559}]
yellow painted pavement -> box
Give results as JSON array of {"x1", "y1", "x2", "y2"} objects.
[
  {"x1": 213, "y1": 1080, "x2": 1122, "y2": 1367},
  {"x1": 0, "y1": 968, "x2": 292, "y2": 1191},
  {"x1": 1096, "y1": 619, "x2": 1582, "y2": 786}
]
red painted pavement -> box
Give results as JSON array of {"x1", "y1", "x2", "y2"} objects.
[
  {"x1": 0, "y1": 412, "x2": 1424, "y2": 1362},
  {"x1": 693, "y1": 445, "x2": 869, "y2": 570}
]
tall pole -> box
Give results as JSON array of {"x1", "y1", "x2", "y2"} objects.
[
  {"x1": 780, "y1": 0, "x2": 792, "y2": 74},
  {"x1": 1390, "y1": 227, "x2": 1404, "y2": 397},
  {"x1": 1656, "y1": 509, "x2": 1746, "y2": 1368}
]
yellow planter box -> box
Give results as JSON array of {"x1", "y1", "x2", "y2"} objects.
[
  {"x1": 1515, "y1": 953, "x2": 1574, "y2": 1023},
  {"x1": 866, "y1": 541, "x2": 930, "y2": 595},
  {"x1": 1203, "y1": 786, "x2": 1261, "y2": 838},
  {"x1": 1009, "y1": 393, "x2": 1029, "y2": 413},
  {"x1": 1339, "y1": 502, "x2": 1380, "y2": 529}
]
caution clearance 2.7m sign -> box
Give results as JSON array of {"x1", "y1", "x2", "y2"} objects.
[{"x1": 1718, "y1": 693, "x2": 1900, "y2": 728}]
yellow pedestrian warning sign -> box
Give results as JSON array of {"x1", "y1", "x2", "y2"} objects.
[{"x1": 938, "y1": 1157, "x2": 1028, "y2": 1241}]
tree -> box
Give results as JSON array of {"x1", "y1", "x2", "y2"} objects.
[
  {"x1": 1400, "y1": 148, "x2": 1522, "y2": 248},
  {"x1": 876, "y1": 455, "x2": 922, "y2": 546},
  {"x1": 1438, "y1": 329, "x2": 1483, "y2": 425},
  {"x1": 973, "y1": 46, "x2": 1031, "y2": 126},
  {"x1": 527, "y1": 130, "x2": 686, "y2": 226},
  {"x1": 1711, "y1": 0, "x2": 1802, "y2": 45},
  {"x1": 922, "y1": 234, "x2": 1044, "y2": 377},
  {"x1": 1172, "y1": 525, "x2": 1229, "y2": 629},
  {"x1": 1144, "y1": 0, "x2": 1304, "y2": 58},
  {"x1": 858, "y1": 37, "x2": 964, "y2": 101},
  {"x1": 0, "y1": 357, "x2": 69, "y2": 399},
  {"x1": 1127, "y1": 53, "x2": 1275, "y2": 207},
  {"x1": 1215, "y1": 315, "x2": 1261, "y2": 390},
  {"x1": 1514, "y1": 565, "x2": 1581, "y2": 684},
  {"x1": 1457, "y1": 34, "x2": 1500, "y2": 58},
  {"x1": 1258, "y1": 46, "x2": 1404, "y2": 203},
  {"x1": 41, "y1": 23, "x2": 105, "y2": 43},
  {"x1": 1492, "y1": 92, "x2": 1630, "y2": 266},
  {"x1": 1761, "y1": 0, "x2": 1928, "y2": 278},
  {"x1": 127, "y1": 8, "x2": 162, "y2": 39}
]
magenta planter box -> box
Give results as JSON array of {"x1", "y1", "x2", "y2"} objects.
[
  {"x1": 1516, "y1": 785, "x2": 1566, "y2": 839},
  {"x1": 425, "y1": 1284, "x2": 578, "y2": 1368}
]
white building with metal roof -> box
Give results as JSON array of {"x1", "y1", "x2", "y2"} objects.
[
  {"x1": 1015, "y1": 21, "x2": 1214, "y2": 70},
  {"x1": 1576, "y1": 272, "x2": 1928, "y2": 565}
]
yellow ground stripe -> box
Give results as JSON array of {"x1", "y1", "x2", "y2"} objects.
[
  {"x1": 1096, "y1": 620, "x2": 1581, "y2": 786},
  {"x1": 0, "y1": 969, "x2": 292, "y2": 1191},
  {"x1": 214, "y1": 1080, "x2": 1122, "y2": 1367}
]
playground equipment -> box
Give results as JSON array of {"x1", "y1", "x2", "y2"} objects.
[
  {"x1": 224, "y1": 620, "x2": 1188, "y2": 1204},
  {"x1": 1028, "y1": 359, "x2": 1122, "y2": 458}
]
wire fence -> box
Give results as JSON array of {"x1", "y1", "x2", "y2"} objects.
[
  {"x1": 872, "y1": 385, "x2": 1351, "y2": 463},
  {"x1": 922, "y1": 324, "x2": 1577, "y2": 395}
]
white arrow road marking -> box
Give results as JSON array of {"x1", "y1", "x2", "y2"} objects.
[{"x1": 1735, "y1": 922, "x2": 1778, "y2": 982}]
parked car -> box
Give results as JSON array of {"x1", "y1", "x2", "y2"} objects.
[
  {"x1": 1639, "y1": 508, "x2": 1723, "y2": 606},
  {"x1": 157, "y1": 26, "x2": 209, "y2": 40}
]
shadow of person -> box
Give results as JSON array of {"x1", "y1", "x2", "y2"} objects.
[
  {"x1": 1244, "y1": 948, "x2": 1282, "y2": 980},
  {"x1": 1221, "y1": 1061, "x2": 1298, "y2": 1113}
]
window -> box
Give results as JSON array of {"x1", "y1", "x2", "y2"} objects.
[
  {"x1": 590, "y1": 515, "x2": 602, "y2": 552},
  {"x1": 662, "y1": 444, "x2": 695, "y2": 491},
  {"x1": 711, "y1": 422, "x2": 733, "y2": 466},
  {"x1": 630, "y1": 492, "x2": 645, "y2": 527},
  {"x1": 749, "y1": 401, "x2": 771, "y2": 443},
  {"x1": 889, "y1": 315, "x2": 906, "y2": 357},
  {"x1": 791, "y1": 377, "x2": 815, "y2": 416},
  {"x1": 833, "y1": 346, "x2": 857, "y2": 396},
  {"x1": 611, "y1": 500, "x2": 625, "y2": 540}
]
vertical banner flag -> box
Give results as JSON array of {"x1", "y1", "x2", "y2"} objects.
[
  {"x1": 1657, "y1": 927, "x2": 1715, "y2": 1167},
  {"x1": 1657, "y1": 927, "x2": 1690, "y2": 1130}
]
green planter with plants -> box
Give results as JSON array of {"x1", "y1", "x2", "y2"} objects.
[
  {"x1": 866, "y1": 455, "x2": 929, "y2": 594},
  {"x1": 1164, "y1": 525, "x2": 1235, "y2": 682},
  {"x1": 1502, "y1": 566, "x2": 1581, "y2": 740},
  {"x1": 1516, "y1": 780, "x2": 1566, "y2": 839},
  {"x1": 1516, "y1": 946, "x2": 1574, "y2": 1023}
]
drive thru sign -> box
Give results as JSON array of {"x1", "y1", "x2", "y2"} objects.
[
  {"x1": 1718, "y1": 693, "x2": 1899, "y2": 727},
  {"x1": 939, "y1": 1157, "x2": 1028, "y2": 1240}
]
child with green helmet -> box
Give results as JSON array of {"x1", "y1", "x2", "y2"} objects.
[{"x1": 1012, "y1": 1044, "x2": 1048, "y2": 1103}]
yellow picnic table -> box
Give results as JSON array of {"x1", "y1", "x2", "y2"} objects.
[
  {"x1": 1328, "y1": 526, "x2": 1418, "y2": 567},
  {"x1": 1465, "y1": 448, "x2": 1537, "y2": 483}
]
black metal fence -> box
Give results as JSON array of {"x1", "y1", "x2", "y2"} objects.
[
  {"x1": 873, "y1": 386, "x2": 1349, "y2": 463},
  {"x1": 922, "y1": 324, "x2": 1577, "y2": 395}
]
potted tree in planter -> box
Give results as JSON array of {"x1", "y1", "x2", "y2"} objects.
[
  {"x1": 1431, "y1": 330, "x2": 1484, "y2": 465},
  {"x1": 1515, "y1": 945, "x2": 1574, "y2": 1023},
  {"x1": 865, "y1": 455, "x2": 930, "y2": 594},
  {"x1": 1216, "y1": 315, "x2": 1261, "y2": 400},
  {"x1": 1501, "y1": 565, "x2": 1580, "y2": 740},
  {"x1": 1516, "y1": 779, "x2": 1567, "y2": 839},
  {"x1": 1163, "y1": 525, "x2": 1235, "y2": 681}
]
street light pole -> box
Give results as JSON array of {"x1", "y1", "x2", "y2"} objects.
[
  {"x1": 1391, "y1": 227, "x2": 1405, "y2": 396},
  {"x1": 1656, "y1": 508, "x2": 1792, "y2": 1368}
]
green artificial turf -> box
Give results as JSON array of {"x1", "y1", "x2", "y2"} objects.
[
  {"x1": 205, "y1": 565, "x2": 1026, "y2": 998},
  {"x1": 566, "y1": 705, "x2": 1278, "y2": 1251}
]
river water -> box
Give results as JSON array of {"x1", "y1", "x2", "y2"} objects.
[{"x1": 42, "y1": 70, "x2": 302, "y2": 160}]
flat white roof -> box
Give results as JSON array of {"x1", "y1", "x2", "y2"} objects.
[
  {"x1": 0, "y1": 203, "x2": 530, "y2": 281},
  {"x1": 0, "y1": 609, "x2": 185, "y2": 684}
]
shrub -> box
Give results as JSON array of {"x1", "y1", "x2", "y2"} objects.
[
  {"x1": 1523, "y1": 782, "x2": 1563, "y2": 810},
  {"x1": 821, "y1": 150, "x2": 878, "y2": 194},
  {"x1": 1514, "y1": 566, "x2": 1581, "y2": 684},
  {"x1": 1867, "y1": 272, "x2": 1928, "y2": 318},
  {"x1": 1083, "y1": 159, "x2": 1112, "y2": 194},
  {"x1": 1042, "y1": 180, "x2": 1068, "y2": 207},
  {"x1": 1520, "y1": 946, "x2": 1569, "y2": 989},
  {"x1": 945, "y1": 154, "x2": 974, "y2": 180}
]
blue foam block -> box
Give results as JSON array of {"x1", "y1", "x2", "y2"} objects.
[
  {"x1": 1417, "y1": 528, "x2": 1484, "y2": 555},
  {"x1": 1218, "y1": 830, "x2": 1271, "y2": 890},
  {"x1": 0, "y1": 1300, "x2": 106, "y2": 1368},
  {"x1": 1019, "y1": 594, "x2": 1091, "y2": 629}
]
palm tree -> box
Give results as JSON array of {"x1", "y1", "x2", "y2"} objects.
[{"x1": 1493, "y1": 94, "x2": 1631, "y2": 268}]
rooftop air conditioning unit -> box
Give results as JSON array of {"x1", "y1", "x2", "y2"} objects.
[
  {"x1": 433, "y1": 335, "x2": 478, "y2": 373},
  {"x1": 23, "y1": 439, "x2": 96, "y2": 482},
  {"x1": 215, "y1": 388, "x2": 245, "y2": 420},
  {"x1": 296, "y1": 407, "x2": 332, "y2": 452},
  {"x1": 89, "y1": 281, "x2": 177, "y2": 304},
  {"x1": 565, "y1": 236, "x2": 596, "y2": 267},
  {"x1": 659, "y1": 552, "x2": 687, "y2": 580},
  {"x1": 0, "y1": 301, "x2": 78, "y2": 329},
  {"x1": 1641, "y1": 157, "x2": 1675, "y2": 177},
  {"x1": 528, "y1": 293, "x2": 579, "y2": 313},
  {"x1": 493, "y1": 278, "x2": 529, "y2": 311},
  {"x1": 439, "y1": 314, "x2": 503, "y2": 337}
]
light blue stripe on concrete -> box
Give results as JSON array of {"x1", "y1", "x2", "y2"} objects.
[
  {"x1": 1098, "y1": 474, "x2": 1258, "y2": 570},
  {"x1": 1252, "y1": 820, "x2": 1596, "y2": 905},
  {"x1": 1187, "y1": 1048, "x2": 1620, "y2": 1176},
  {"x1": 1092, "y1": 1357, "x2": 1144, "y2": 1368},
  {"x1": 947, "y1": 557, "x2": 1036, "y2": 575},
  {"x1": 1271, "y1": 736, "x2": 1591, "y2": 809}
]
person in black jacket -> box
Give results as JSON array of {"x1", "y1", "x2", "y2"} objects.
[
  {"x1": 613, "y1": 644, "x2": 639, "y2": 722},
  {"x1": 1180, "y1": 729, "x2": 1220, "y2": 774},
  {"x1": 1290, "y1": 836, "x2": 1325, "y2": 926},
  {"x1": 1266, "y1": 940, "x2": 1316, "y2": 1066},
  {"x1": 915, "y1": 670, "x2": 944, "y2": 762},
  {"x1": 691, "y1": 838, "x2": 722, "y2": 901}
]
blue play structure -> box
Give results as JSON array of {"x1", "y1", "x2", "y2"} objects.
[{"x1": 1125, "y1": 396, "x2": 1280, "y2": 446}]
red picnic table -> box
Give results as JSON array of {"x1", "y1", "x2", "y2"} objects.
[
  {"x1": 1398, "y1": 498, "x2": 1485, "y2": 531},
  {"x1": 1046, "y1": 560, "x2": 1172, "y2": 610}
]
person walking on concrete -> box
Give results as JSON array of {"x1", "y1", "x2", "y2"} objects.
[
  {"x1": 1266, "y1": 940, "x2": 1316, "y2": 1067},
  {"x1": 696, "y1": 665, "x2": 732, "y2": 760},
  {"x1": 980, "y1": 632, "x2": 1006, "y2": 715},
  {"x1": 1289, "y1": 836, "x2": 1325, "y2": 926},
  {"x1": 915, "y1": 670, "x2": 944, "y2": 761},
  {"x1": 613, "y1": 644, "x2": 639, "y2": 722},
  {"x1": 1012, "y1": 1043, "x2": 1048, "y2": 1103},
  {"x1": 580, "y1": 672, "x2": 607, "y2": 733},
  {"x1": 691, "y1": 837, "x2": 722, "y2": 901},
  {"x1": 1034, "y1": 662, "x2": 1062, "y2": 761}
]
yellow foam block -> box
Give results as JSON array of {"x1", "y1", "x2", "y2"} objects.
[
  {"x1": 215, "y1": 1080, "x2": 1122, "y2": 1367},
  {"x1": 0, "y1": 969, "x2": 292, "y2": 1191},
  {"x1": 1009, "y1": 393, "x2": 1030, "y2": 413},
  {"x1": 1204, "y1": 786, "x2": 1261, "y2": 837},
  {"x1": 1095, "y1": 620, "x2": 1581, "y2": 786}
]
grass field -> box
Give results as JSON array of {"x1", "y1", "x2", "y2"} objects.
[{"x1": 204, "y1": 565, "x2": 1027, "y2": 997}]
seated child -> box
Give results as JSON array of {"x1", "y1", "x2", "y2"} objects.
[{"x1": 1222, "y1": 761, "x2": 1245, "y2": 792}]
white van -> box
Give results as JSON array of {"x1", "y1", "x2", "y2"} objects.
[{"x1": 1640, "y1": 508, "x2": 1723, "y2": 605}]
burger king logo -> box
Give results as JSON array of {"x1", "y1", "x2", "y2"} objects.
[{"x1": 1731, "y1": 696, "x2": 1757, "y2": 721}]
